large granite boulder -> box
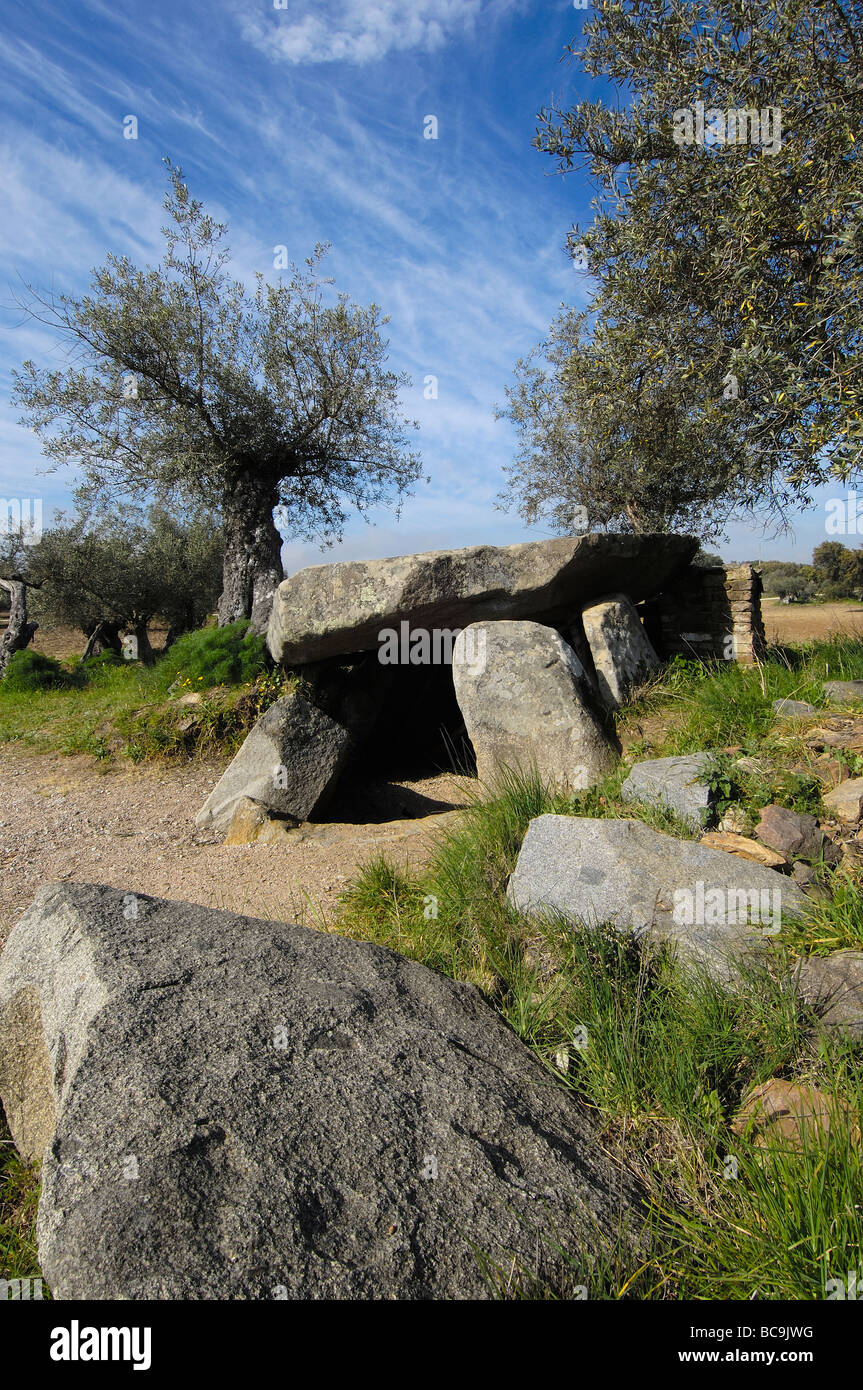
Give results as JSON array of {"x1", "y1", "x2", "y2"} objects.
[
  {"x1": 0, "y1": 883, "x2": 644, "y2": 1300},
  {"x1": 451, "y1": 621, "x2": 617, "y2": 792},
  {"x1": 581, "y1": 594, "x2": 661, "y2": 710},
  {"x1": 507, "y1": 815, "x2": 807, "y2": 986},
  {"x1": 195, "y1": 691, "x2": 352, "y2": 834},
  {"x1": 268, "y1": 534, "x2": 698, "y2": 665}
]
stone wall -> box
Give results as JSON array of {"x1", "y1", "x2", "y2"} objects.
[
  {"x1": 726, "y1": 563, "x2": 767, "y2": 665},
  {"x1": 642, "y1": 562, "x2": 766, "y2": 667}
]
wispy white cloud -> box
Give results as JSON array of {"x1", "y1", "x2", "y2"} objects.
[
  {"x1": 237, "y1": 0, "x2": 523, "y2": 66},
  {"x1": 0, "y1": 35, "x2": 120, "y2": 142},
  {"x1": 0, "y1": 128, "x2": 165, "y2": 275},
  {"x1": 0, "y1": 0, "x2": 634, "y2": 560}
]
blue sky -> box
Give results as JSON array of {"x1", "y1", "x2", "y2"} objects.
[{"x1": 0, "y1": 0, "x2": 846, "y2": 570}]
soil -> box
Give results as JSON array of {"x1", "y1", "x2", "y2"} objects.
[
  {"x1": 0, "y1": 619, "x2": 171, "y2": 662},
  {"x1": 763, "y1": 599, "x2": 863, "y2": 644},
  {"x1": 0, "y1": 749, "x2": 474, "y2": 949}
]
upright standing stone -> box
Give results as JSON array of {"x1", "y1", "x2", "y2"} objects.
[
  {"x1": 451, "y1": 620, "x2": 617, "y2": 792},
  {"x1": 581, "y1": 593, "x2": 661, "y2": 709}
]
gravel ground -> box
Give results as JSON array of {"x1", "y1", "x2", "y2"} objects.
[{"x1": 0, "y1": 749, "x2": 474, "y2": 948}]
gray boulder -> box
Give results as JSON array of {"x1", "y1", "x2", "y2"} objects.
[
  {"x1": 581, "y1": 594, "x2": 660, "y2": 710},
  {"x1": 0, "y1": 883, "x2": 644, "y2": 1300},
  {"x1": 195, "y1": 691, "x2": 352, "y2": 834},
  {"x1": 451, "y1": 620, "x2": 617, "y2": 792},
  {"x1": 793, "y1": 950, "x2": 863, "y2": 1037},
  {"x1": 620, "y1": 753, "x2": 713, "y2": 830},
  {"x1": 773, "y1": 698, "x2": 817, "y2": 719},
  {"x1": 267, "y1": 533, "x2": 698, "y2": 665},
  {"x1": 823, "y1": 680, "x2": 863, "y2": 705},
  {"x1": 507, "y1": 815, "x2": 807, "y2": 986}
]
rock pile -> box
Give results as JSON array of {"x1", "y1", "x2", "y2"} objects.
[{"x1": 507, "y1": 718, "x2": 863, "y2": 1035}]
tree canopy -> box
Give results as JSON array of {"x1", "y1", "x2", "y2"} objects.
[
  {"x1": 29, "y1": 504, "x2": 223, "y2": 662},
  {"x1": 500, "y1": 0, "x2": 863, "y2": 536}
]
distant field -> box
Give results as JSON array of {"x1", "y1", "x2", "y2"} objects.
[
  {"x1": 762, "y1": 597, "x2": 863, "y2": 644},
  {"x1": 0, "y1": 621, "x2": 169, "y2": 661}
]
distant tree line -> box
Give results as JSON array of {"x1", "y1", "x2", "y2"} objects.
[
  {"x1": 759, "y1": 542, "x2": 863, "y2": 603},
  {"x1": 0, "y1": 504, "x2": 223, "y2": 672}
]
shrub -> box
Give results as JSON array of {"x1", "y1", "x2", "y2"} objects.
[
  {"x1": 150, "y1": 621, "x2": 269, "y2": 695},
  {"x1": 79, "y1": 650, "x2": 124, "y2": 679},
  {"x1": 1, "y1": 649, "x2": 77, "y2": 693}
]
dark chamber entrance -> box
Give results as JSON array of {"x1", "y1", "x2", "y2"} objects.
[{"x1": 351, "y1": 660, "x2": 476, "y2": 781}]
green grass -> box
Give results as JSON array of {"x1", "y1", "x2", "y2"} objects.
[
  {"x1": 148, "y1": 621, "x2": 268, "y2": 695},
  {"x1": 0, "y1": 1111, "x2": 44, "y2": 1292},
  {"x1": 0, "y1": 622, "x2": 288, "y2": 762},
  {"x1": 334, "y1": 764, "x2": 863, "y2": 1299},
  {"x1": 1, "y1": 649, "x2": 84, "y2": 693},
  {"x1": 623, "y1": 634, "x2": 863, "y2": 757},
  {"x1": 778, "y1": 874, "x2": 863, "y2": 956}
]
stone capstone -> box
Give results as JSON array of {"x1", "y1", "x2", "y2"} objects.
[{"x1": 267, "y1": 534, "x2": 698, "y2": 665}]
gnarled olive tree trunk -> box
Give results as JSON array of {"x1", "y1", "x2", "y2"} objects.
[
  {"x1": 129, "y1": 621, "x2": 155, "y2": 666},
  {"x1": 0, "y1": 577, "x2": 39, "y2": 677},
  {"x1": 82, "y1": 620, "x2": 123, "y2": 661},
  {"x1": 217, "y1": 472, "x2": 284, "y2": 634}
]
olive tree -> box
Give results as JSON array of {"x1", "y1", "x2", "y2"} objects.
[
  {"x1": 13, "y1": 164, "x2": 421, "y2": 629},
  {"x1": 30, "y1": 504, "x2": 223, "y2": 663},
  {"x1": 501, "y1": 0, "x2": 863, "y2": 536}
]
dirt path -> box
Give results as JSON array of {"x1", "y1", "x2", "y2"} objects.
[{"x1": 0, "y1": 750, "x2": 473, "y2": 947}]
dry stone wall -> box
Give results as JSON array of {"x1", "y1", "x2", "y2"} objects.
[{"x1": 643, "y1": 561, "x2": 766, "y2": 667}]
